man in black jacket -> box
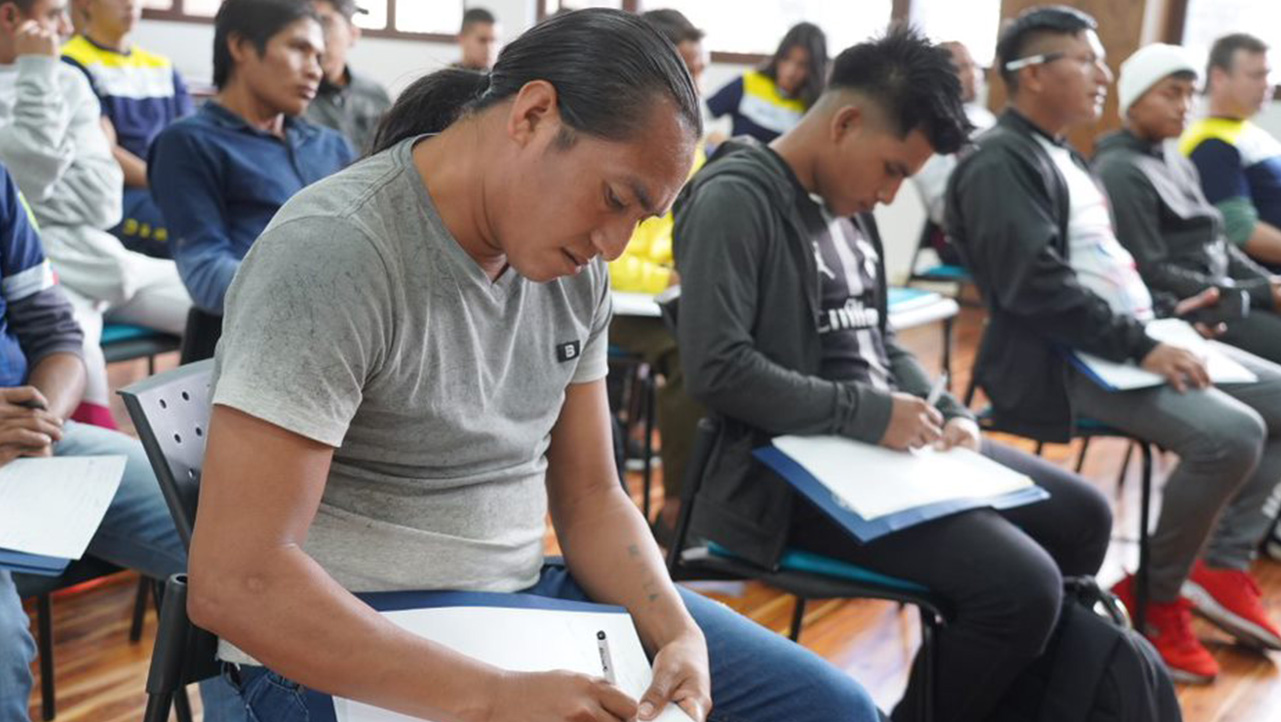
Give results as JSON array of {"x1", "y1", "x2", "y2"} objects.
[
  {"x1": 949, "y1": 6, "x2": 1281, "y2": 684},
  {"x1": 674, "y1": 28, "x2": 1112, "y2": 722}
]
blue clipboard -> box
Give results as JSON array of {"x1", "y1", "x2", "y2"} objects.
[
  {"x1": 0, "y1": 548, "x2": 71, "y2": 577},
  {"x1": 753, "y1": 445, "x2": 1050, "y2": 544},
  {"x1": 302, "y1": 591, "x2": 629, "y2": 721}
]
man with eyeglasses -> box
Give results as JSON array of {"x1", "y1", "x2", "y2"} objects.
[{"x1": 948, "y1": 6, "x2": 1281, "y2": 685}]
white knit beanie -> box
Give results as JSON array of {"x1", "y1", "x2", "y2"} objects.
[{"x1": 1118, "y1": 43, "x2": 1199, "y2": 116}]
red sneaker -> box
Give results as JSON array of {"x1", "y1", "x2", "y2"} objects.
[
  {"x1": 1183, "y1": 561, "x2": 1281, "y2": 651},
  {"x1": 1112, "y1": 575, "x2": 1219, "y2": 684}
]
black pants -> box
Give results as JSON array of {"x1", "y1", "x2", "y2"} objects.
[{"x1": 789, "y1": 439, "x2": 1112, "y2": 722}]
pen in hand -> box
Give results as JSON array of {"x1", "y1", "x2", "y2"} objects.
[
  {"x1": 596, "y1": 630, "x2": 616, "y2": 685},
  {"x1": 925, "y1": 373, "x2": 948, "y2": 407}
]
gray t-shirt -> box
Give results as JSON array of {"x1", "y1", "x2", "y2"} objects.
[{"x1": 212, "y1": 136, "x2": 611, "y2": 596}]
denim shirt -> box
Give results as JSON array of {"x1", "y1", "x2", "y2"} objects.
[{"x1": 148, "y1": 101, "x2": 354, "y2": 312}]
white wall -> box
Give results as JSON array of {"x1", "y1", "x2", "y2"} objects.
[{"x1": 133, "y1": 12, "x2": 1281, "y2": 285}]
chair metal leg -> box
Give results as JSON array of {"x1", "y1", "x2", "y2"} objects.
[
  {"x1": 1135, "y1": 443, "x2": 1154, "y2": 635},
  {"x1": 1033, "y1": 441, "x2": 1044, "y2": 457},
  {"x1": 147, "y1": 353, "x2": 157, "y2": 376},
  {"x1": 143, "y1": 694, "x2": 173, "y2": 722},
  {"x1": 36, "y1": 594, "x2": 54, "y2": 722},
  {"x1": 788, "y1": 597, "x2": 807, "y2": 642},
  {"x1": 918, "y1": 608, "x2": 937, "y2": 722},
  {"x1": 642, "y1": 371, "x2": 656, "y2": 522},
  {"x1": 174, "y1": 685, "x2": 194, "y2": 722},
  {"x1": 1115, "y1": 442, "x2": 1135, "y2": 498},
  {"x1": 130, "y1": 576, "x2": 150, "y2": 643},
  {"x1": 1074, "y1": 437, "x2": 1092, "y2": 474},
  {"x1": 941, "y1": 317, "x2": 954, "y2": 389}
]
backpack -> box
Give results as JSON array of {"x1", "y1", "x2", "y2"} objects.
[{"x1": 990, "y1": 576, "x2": 1182, "y2": 722}]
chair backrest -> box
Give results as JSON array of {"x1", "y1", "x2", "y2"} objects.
[
  {"x1": 179, "y1": 308, "x2": 223, "y2": 364},
  {"x1": 665, "y1": 416, "x2": 719, "y2": 574},
  {"x1": 119, "y1": 360, "x2": 215, "y2": 550}
]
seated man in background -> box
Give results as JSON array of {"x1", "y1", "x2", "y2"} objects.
[
  {"x1": 1180, "y1": 33, "x2": 1281, "y2": 270},
  {"x1": 0, "y1": 0, "x2": 189, "y2": 427},
  {"x1": 1097, "y1": 44, "x2": 1281, "y2": 365},
  {"x1": 303, "y1": 0, "x2": 389, "y2": 154},
  {"x1": 454, "y1": 6, "x2": 498, "y2": 72},
  {"x1": 63, "y1": 0, "x2": 194, "y2": 258},
  {"x1": 0, "y1": 162, "x2": 241, "y2": 722},
  {"x1": 149, "y1": 0, "x2": 352, "y2": 321},
  {"x1": 909, "y1": 39, "x2": 996, "y2": 236},
  {"x1": 608, "y1": 7, "x2": 706, "y2": 538},
  {"x1": 675, "y1": 28, "x2": 1112, "y2": 722},
  {"x1": 950, "y1": 7, "x2": 1281, "y2": 684}
]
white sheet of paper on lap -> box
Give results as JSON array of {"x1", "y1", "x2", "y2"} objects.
[
  {"x1": 770, "y1": 435, "x2": 1034, "y2": 520},
  {"x1": 333, "y1": 605, "x2": 694, "y2": 722},
  {"x1": 1075, "y1": 318, "x2": 1257, "y2": 390},
  {"x1": 0, "y1": 455, "x2": 126, "y2": 559}
]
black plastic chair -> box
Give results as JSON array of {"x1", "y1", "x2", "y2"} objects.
[
  {"x1": 178, "y1": 308, "x2": 223, "y2": 365},
  {"x1": 101, "y1": 323, "x2": 181, "y2": 374},
  {"x1": 13, "y1": 559, "x2": 159, "y2": 721},
  {"x1": 667, "y1": 418, "x2": 950, "y2": 722},
  {"x1": 907, "y1": 220, "x2": 973, "y2": 291},
  {"x1": 119, "y1": 360, "x2": 219, "y2": 721}
]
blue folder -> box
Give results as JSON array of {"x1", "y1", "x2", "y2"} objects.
[
  {"x1": 0, "y1": 548, "x2": 71, "y2": 577},
  {"x1": 302, "y1": 591, "x2": 628, "y2": 721},
  {"x1": 753, "y1": 445, "x2": 1049, "y2": 544}
]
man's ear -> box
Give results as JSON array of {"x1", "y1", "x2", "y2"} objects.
[
  {"x1": 226, "y1": 31, "x2": 253, "y2": 66},
  {"x1": 0, "y1": 3, "x2": 20, "y2": 33},
  {"x1": 507, "y1": 79, "x2": 560, "y2": 149},
  {"x1": 349, "y1": 19, "x2": 360, "y2": 44},
  {"x1": 831, "y1": 103, "x2": 864, "y2": 143}
]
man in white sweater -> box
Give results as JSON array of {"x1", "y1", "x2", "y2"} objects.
[{"x1": 0, "y1": 0, "x2": 189, "y2": 426}]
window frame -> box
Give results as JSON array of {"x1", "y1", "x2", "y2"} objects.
[{"x1": 141, "y1": 0, "x2": 461, "y2": 43}]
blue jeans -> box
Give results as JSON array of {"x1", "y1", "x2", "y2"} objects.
[
  {"x1": 0, "y1": 421, "x2": 244, "y2": 722},
  {"x1": 230, "y1": 561, "x2": 881, "y2": 721}
]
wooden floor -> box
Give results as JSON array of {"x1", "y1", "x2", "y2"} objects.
[{"x1": 24, "y1": 306, "x2": 1281, "y2": 721}]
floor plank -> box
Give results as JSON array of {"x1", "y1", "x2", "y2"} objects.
[{"x1": 26, "y1": 307, "x2": 1281, "y2": 720}]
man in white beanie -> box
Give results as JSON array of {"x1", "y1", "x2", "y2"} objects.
[
  {"x1": 1098, "y1": 43, "x2": 1281, "y2": 571},
  {"x1": 1096, "y1": 43, "x2": 1281, "y2": 365}
]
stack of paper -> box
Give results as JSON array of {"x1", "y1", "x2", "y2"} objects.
[
  {"x1": 0, "y1": 456, "x2": 126, "y2": 575},
  {"x1": 754, "y1": 435, "x2": 1046, "y2": 542},
  {"x1": 316, "y1": 593, "x2": 694, "y2": 722},
  {"x1": 1073, "y1": 318, "x2": 1258, "y2": 391}
]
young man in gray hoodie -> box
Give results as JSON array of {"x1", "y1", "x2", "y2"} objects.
[
  {"x1": 0, "y1": 0, "x2": 190, "y2": 426},
  {"x1": 674, "y1": 28, "x2": 1112, "y2": 722}
]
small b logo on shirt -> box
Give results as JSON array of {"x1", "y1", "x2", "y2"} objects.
[{"x1": 556, "y1": 340, "x2": 582, "y2": 363}]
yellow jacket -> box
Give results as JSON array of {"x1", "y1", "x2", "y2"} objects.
[{"x1": 609, "y1": 146, "x2": 706, "y2": 293}]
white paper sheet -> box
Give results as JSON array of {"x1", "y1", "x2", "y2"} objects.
[
  {"x1": 771, "y1": 435, "x2": 1034, "y2": 520},
  {"x1": 0, "y1": 455, "x2": 126, "y2": 559},
  {"x1": 611, "y1": 291, "x2": 662, "y2": 318},
  {"x1": 334, "y1": 605, "x2": 695, "y2": 722},
  {"x1": 1075, "y1": 318, "x2": 1258, "y2": 390}
]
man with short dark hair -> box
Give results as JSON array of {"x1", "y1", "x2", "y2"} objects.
[
  {"x1": 304, "y1": 0, "x2": 390, "y2": 153},
  {"x1": 455, "y1": 6, "x2": 497, "y2": 72},
  {"x1": 676, "y1": 27, "x2": 1112, "y2": 722},
  {"x1": 1180, "y1": 33, "x2": 1281, "y2": 269},
  {"x1": 149, "y1": 0, "x2": 353, "y2": 316},
  {"x1": 950, "y1": 7, "x2": 1281, "y2": 684}
]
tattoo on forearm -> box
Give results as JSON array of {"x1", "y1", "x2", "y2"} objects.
[{"x1": 628, "y1": 544, "x2": 661, "y2": 604}]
